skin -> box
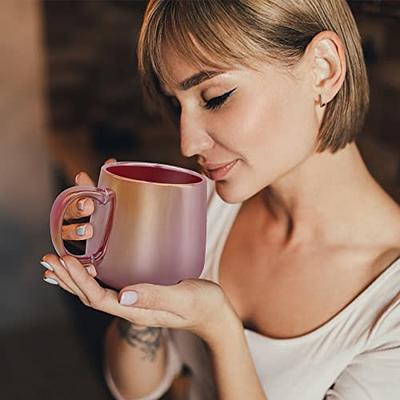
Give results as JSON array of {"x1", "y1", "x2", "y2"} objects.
[
  {"x1": 116, "y1": 319, "x2": 162, "y2": 361},
  {"x1": 41, "y1": 158, "x2": 238, "y2": 344},
  {"x1": 41, "y1": 31, "x2": 400, "y2": 399},
  {"x1": 159, "y1": 32, "x2": 400, "y2": 250}
]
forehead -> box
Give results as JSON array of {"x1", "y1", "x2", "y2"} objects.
[
  {"x1": 160, "y1": 45, "x2": 199, "y2": 88},
  {"x1": 158, "y1": 41, "x2": 230, "y2": 94},
  {"x1": 156, "y1": 40, "x2": 290, "y2": 96}
]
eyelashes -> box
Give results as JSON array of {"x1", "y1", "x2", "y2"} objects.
[
  {"x1": 204, "y1": 88, "x2": 237, "y2": 111},
  {"x1": 166, "y1": 87, "x2": 237, "y2": 116}
]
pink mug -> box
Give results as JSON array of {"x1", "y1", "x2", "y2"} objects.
[{"x1": 49, "y1": 161, "x2": 207, "y2": 290}]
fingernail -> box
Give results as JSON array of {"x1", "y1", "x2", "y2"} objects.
[
  {"x1": 77, "y1": 199, "x2": 87, "y2": 211},
  {"x1": 43, "y1": 277, "x2": 58, "y2": 285},
  {"x1": 74, "y1": 172, "x2": 81, "y2": 184},
  {"x1": 119, "y1": 291, "x2": 138, "y2": 305},
  {"x1": 76, "y1": 225, "x2": 87, "y2": 236},
  {"x1": 40, "y1": 261, "x2": 54, "y2": 272},
  {"x1": 59, "y1": 258, "x2": 67, "y2": 268},
  {"x1": 85, "y1": 264, "x2": 96, "y2": 275}
]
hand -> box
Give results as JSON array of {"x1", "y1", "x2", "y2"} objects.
[
  {"x1": 41, "y1": 157, "x2": 115, "y2": 289},
  {"x1": 41, "y1": 253, "x2": 240, "y2": 344},
  {"x1": 60, "y1": 158, "x2": 116, "y2": 243}
]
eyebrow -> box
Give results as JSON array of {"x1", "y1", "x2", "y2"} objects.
[
  {"x1": 161, "y1": 70, "x2": 224, "y2": 96},
  {"x1": 180, "y1": 70, "x2": 224, "y2": 90}
]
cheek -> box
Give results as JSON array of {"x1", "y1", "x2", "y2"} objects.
[
  {"x1": 217, "y1": 85, "x2": 318, "y2": 201},
  {"x1": 237, "y1": 85, "x2": 317, "y2": 166},
  {"x1": 211, "y1": 75, "x2": 319, "y2": 203}
]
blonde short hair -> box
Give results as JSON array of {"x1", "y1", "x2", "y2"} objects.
[{"x1": 137, "y1": 0, "x2": 369, "y2": 153}]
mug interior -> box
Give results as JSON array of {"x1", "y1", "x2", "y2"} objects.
[{"x1": 106, "y1": 164, "x2": 202, "y2": 184}]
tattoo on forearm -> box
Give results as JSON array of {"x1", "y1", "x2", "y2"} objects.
[{"x1": 116, "y1": 319, "x2": 162, "y2": 361}]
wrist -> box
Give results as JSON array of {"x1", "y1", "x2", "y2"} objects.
[
  {"x1": 200, "y1": 303, "x2": 243, "y2": 349},
  {"x1": 115, "y1": 317, "x2": 162, "y2": 332}
]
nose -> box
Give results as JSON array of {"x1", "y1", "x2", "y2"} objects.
[{"x1": 179, "y1": 110, "x2": 214, "y2": 158}]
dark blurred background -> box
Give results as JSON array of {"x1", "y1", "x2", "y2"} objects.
[{"x1": 0, "y1": 1, "x2": 399, "y2": 399}]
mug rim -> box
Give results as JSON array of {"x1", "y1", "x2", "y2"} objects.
[{"x1": 101, "y1": 161, "x2": 205, "y2": 186}]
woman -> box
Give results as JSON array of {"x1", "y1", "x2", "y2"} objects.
[{"x1": 41, "y1": 1, "x2": 400, "y2": 399}]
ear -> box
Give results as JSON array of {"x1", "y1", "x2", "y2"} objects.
[{"x1": 304, "y1": 31, "x2": 346, "y2": 107}]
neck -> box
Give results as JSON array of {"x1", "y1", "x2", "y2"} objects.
[{"x1": 257, "y1": 142, "x2": 394, "y2": 249}]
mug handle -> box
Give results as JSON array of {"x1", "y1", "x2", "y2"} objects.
[{"x1": 49, "y1": 185, "x2": 115, "y2": 266}]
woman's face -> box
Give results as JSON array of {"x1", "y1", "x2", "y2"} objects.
[{"x1": 160, "y1": 46, "x2": 320, "y2": 203}]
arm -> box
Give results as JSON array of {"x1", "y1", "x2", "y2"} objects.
[
  {"x1": 104, "y1": 318, "x2": 182, "y2": 400},
  {"x1": 204, "y1": 307, "x2": 268, "y2": 400},
  {"x1": 41, "y1": 250, "x2": 265, "y2": 399}
]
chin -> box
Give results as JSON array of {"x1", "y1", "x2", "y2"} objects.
[{"x1": 215, "y1": 180, "x2": 257, "y2": 204}]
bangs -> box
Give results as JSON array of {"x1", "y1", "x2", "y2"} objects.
[
  {"x1": 138, "y1": 0, "x2": 369, "y2": 152},
  {"x1": 137, "y1": 0, "x2": 264, "y2": 107}
]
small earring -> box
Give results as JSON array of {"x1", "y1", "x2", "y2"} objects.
[{"x1": 319, "y1": 94, "x2": 326, "y2": 108}]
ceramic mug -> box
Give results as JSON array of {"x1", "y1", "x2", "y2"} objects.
[{"x1": 49, "y1": 161, "x2": 207, "y2": 290}]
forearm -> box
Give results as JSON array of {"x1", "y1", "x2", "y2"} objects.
[
  {"x1": 205, "y1": 317, "x2": 267, "y2": 400},
  {"x1": 104, "y1": 318, "x2": 167, "y2": 399}
]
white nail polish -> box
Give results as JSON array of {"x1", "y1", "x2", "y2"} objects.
[
  {"x1": 76, "y1": 225, "x2": 86, "y2": 236},
  {"x1": 40, "y1": 261, "x2": 54, "y2": 271},
  {"x1": 75, "y1": 172, "x2": 81, "y2": 184},
  {"x1": 120, "y1": 291, "x2": 138, "y2": 305},
  {"x1": 43, "y1": 277, "x2": 58, "y2": 285}
]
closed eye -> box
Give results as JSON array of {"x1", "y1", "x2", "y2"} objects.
[{"x1": 204, "y1": 88, "x2": 236, "y2": 111}]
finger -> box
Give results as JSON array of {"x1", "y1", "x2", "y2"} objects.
[
  {"x1": 59, "y1": 255, "x2": 119, "y2": 311},
  {"x1": 85, "y1": 264, "x2": 97, "y2": 278},
  {"x1": 45, "y1": 258, "x2": 96, "y2": 278},
  {"x1": 43, "y1": 269, "x2": 75, "y2": 295},
  {"x1": 118, "y1": 281, "x2": 190, "y2": 317},
  {"x1": 74, "y1": 159, "x2": 115, "y2": 187},
  {"x1": 74, "y1": 158, "x2": 116, "y2": 187},
  {"x1": 58, "y1": 256, "x2": 183, "y2": 327},
  {"x1": 75, "y1": 171, "x2": 95, "y2": 187},
  {"x1": 61, "y1": 223, "x2": 93, "y2": 241},
  {"x1": 67, "y1": 160, "x2": 115, "y2": 220},
  {"x1": 41, "y1": 254, "x2": 90, "y2": 303},
  {"x1": 41, "y1": 258, "x2": 77, "y2": 294},
  {"x1": 119, "y1": 279, "x2": 223, "y2": 319},
  {"x1": 64, "y1": 197, "x2": 95, "y2": 221}
]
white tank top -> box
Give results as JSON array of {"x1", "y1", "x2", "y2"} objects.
[{"x1": 105, "y1": 176, "x2": 400, "y2": 400}]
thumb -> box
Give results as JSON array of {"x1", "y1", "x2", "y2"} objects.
[
  {"x1": 75, "y1": 171, "x2": 96, "y2": 186},
  {"x1": 74, "y1": 158, "x2": 116, "y2": 187},
  {"x1": 118, "y1": 282, "x2": 185, "y2": 314}
]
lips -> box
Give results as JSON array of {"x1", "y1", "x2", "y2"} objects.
[
  {"x1": 201, "y1": 161, "x2": 235, "y2": 170},
  {"x1": 202, "y1": 159, "x2": 238, "y2": 181}
]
